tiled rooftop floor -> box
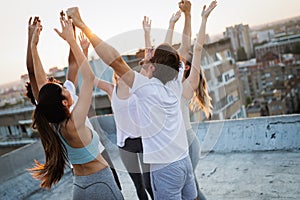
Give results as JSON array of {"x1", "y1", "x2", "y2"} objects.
[{"x1": 23, "y1": 150, "x2": 300, "y2": 200}]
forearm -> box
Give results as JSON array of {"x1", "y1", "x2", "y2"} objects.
[
  {"x1": 30, "y1": 45, "x2": 48, "y2": 91},
  {"x1": 144, "y1": 32, "x2": 151, "y2": 48},
  {"x1": 164, "y1": 23, "x2": 175, "y2": 45},
  {"x1": 94, "y1": 78, "x2": 113, "y2": 98},
  {"x1": 178, "y1": 13, "x2": 191, "y2": 59},
  {"x1": 187, "y1": 18, "x2": 207, "y2": 90},
  {"x1": 79, "y1": 24, "x2": 133, "y2": 86},
  {"x1": 67, "y1": 48, "x2": 79, "y2": 85},
  {"x1": 68, "y1": 40, "x2": 94, "y2": 82},
  {"x1": 26, "y1": 38, "x2": 39, "y2": 100},
  {"x1": 195, "y1": 18, "x2": 207, "y2": 50},
  {"x1": 81, "y1": 25, "x2": 120, "y2": 66}
]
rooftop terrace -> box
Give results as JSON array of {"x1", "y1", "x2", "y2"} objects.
[{"x1": 1, "y1": 114, "x2": 300, "y2": 200}]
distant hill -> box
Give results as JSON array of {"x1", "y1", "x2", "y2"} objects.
[{"x1": 251, "y1": 15, "x2": 300, "y2": 32}]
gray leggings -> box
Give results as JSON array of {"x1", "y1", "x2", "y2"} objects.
[{"x1": 73, "y1": 167, "x2": 124, "y2": 200}]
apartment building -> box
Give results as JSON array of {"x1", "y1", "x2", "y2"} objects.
[
  {"x1": 224, "y1": 24, "x2": 254, "y2": 60},
  {"x1": 192, "y1": 38, "x2": 246, "y2": 121},
  {"x1": 237, "y1": 53, "x2": 300, "y2": 117},
  {"x1": 255, "y1": 34, "x2": 300, "y2": 62}
]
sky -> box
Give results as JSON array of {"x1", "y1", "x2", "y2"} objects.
[{"x1": 0, "y1": 0, "x2": 300, "y2": 85}]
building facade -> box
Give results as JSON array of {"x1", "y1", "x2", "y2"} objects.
[
  {"x1": 224, "y1": 24, "x2": 254, "y2": 60},
  {"x1": 193, "y1": 38, "x2": 246, "y2": 121}
]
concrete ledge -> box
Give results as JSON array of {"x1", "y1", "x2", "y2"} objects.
[
  {"x1": 194, "y1": 114, "x2": 300, "y2": 153},
  {"x1": 0, "y1": 141, "x2": 44, "y2": 183}
]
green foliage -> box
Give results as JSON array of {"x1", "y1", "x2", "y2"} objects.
[{"x1": 245, "y1": 96, "x2": 252, "y2": 107}]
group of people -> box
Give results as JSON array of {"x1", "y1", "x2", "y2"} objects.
[{"x1": 25, "y1": 0, "x2": 217, "y2": 199}]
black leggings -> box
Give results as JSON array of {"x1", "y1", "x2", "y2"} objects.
[{"x1": 119, "y1": 137, "x2": 153, "y2": 200}]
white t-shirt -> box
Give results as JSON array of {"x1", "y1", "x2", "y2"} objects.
[
  {"x1": 181, "y1": 96, "x2": 192, "y2": 130},
  {"x1": 131, "y1": 66, "x2": 189, "y2": 164},
  {"x1": 63, "y1": 80, "x2": 105, "y2": 153},
  {"x1": 111, "y1": 86, "x2": 141, "y2": 147}
]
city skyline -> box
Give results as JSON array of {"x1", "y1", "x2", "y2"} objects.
[{"x1": 1, "y1": 0, "x2": 300, "y2": 85}]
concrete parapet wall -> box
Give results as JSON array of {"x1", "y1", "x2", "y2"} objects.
[
  {"x1": 194, "y1": 114, "x2": 300, "y2": 153},
  {"x1": 94, "y1": 114, "x2": 300, "y2": 153}
]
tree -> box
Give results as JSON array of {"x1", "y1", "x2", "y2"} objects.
[{"x1": 245, "y1": 96, "x2": 251, "y2": 108}]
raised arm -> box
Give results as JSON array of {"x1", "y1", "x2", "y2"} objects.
[
  {"x1": 185, "y1": 1, "x2": 217, "y2": 91},
  {"x1": 67, "y1": 7, "x2": 134, "y2": 88},
  {"x1": 67, "y1": 30, "x2": 90, "y2": 87},
  {"x1": 142, "y1": 16, "x2": 154, "y2": 69},
  {"x1": 31, "y1": 21, "x2": 48, "y2": 91},
  {"x1": 79, "y1": 32, "x2": 90, "y2": 57},
  {"x1": 178, "y1": 0, "x2": 192, "y2": 61},
  {"x1": 79, "y1": 32, "x2": 114, "y2": 98},
  {"x1": 143, "y1": 16, "x2": 152, "y2": 49},
  {"x1": 55, "y1": 17, "x2": 95, "y2": 127},
  {"x1": 94, "y1": 78, "x2": 114, "y2": 98},
  {"x1": 164, "y1": 10, "x2": 181, "y2": 45},
  {"x1": 26, "y1": 17, "x2": 40, "y2": 100},
  {"x1": 64, "y1": 11, "x2": 80, "y2": 86}
]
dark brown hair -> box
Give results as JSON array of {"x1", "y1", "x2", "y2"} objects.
[
  {"x1": 150, "y1": 44, "x2": 181, "y2": 84},
  {"x1": 28, "y1": 83, "x2": 70, "y2": 189},
  {"x1": 25, "y1": 77, "x2": 63, "y2": 106}
]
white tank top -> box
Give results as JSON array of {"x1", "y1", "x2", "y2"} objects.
[{"x1": 111, "y1": 86, "x2": 141, "y2": 147}]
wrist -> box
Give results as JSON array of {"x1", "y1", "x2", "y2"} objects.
[
  {"x1": 80, "y1": 23, "x2": 89, "y2": 32},
  {"x1": 83, "y1": 49, "x2": 88, "y2": 55},
  {"x1": 67, "y1": 39, "x2": 77, "y2": 46},
  {"x1": 168, "y1": 23, "x2": 175, "y2": 29},
  {"x1": 184, "y1": 12, "x2": 191, "y2": 17}
]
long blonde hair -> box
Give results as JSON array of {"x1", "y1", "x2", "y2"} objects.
[
  {"x1": 185, "y1": 51, "x2": 212, "y2": 118},
  {"x1": 189, "y1": 67, "x2": 212, "y2": 118}
]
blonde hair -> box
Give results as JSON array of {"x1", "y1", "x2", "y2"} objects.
[{"x1": 189, "y1": 67, "x2": 213, "y2": 118}]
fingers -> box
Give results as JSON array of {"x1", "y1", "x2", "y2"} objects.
[
  {"x1": 54, "y1": 28, "x2": 62, "y2": 37},
  {"x1": 60, "y1": 10, "x2": 65, "y2": 18},
  {"x1": 143, "y1": 16, "x2": 151, "y2": 25},
  {"x1": 59, "y1": 17, "x2": 65, "y2": 29},
  {"x1": 79, "y1": 31, "x2": 84, "y2": 41},
  {"x1": 28, "y1": 17, "x2": 32, "y2": 26}
]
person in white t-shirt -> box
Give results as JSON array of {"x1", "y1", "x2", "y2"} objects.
[
  {"x1": 67, "y1": 7, "x2": 197, "y2": 199},
  {"x1": 163, "y1": 1, "x2": 217, "y2": 199}
]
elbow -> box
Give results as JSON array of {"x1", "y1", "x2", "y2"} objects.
[
  {"x1": 89, "y1": 72, "x2": 95, "y2": 82},
  {"x1": 111, "y1": 57, "x2": 128, "y2": 76}
]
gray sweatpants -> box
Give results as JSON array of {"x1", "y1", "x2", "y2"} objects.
[{"x1": 73, "y1": 167, "x2": 124, "y2": 200}]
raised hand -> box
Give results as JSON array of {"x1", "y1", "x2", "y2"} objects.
[
  {"x1": 66, "y1": 7, "x2": 85, "y2": 29},
  {"x1": 142, "y1": 16, "x2": 152, "y2": 34},
  {"x1": 79, "y1": 32, "x2": 90, "y2": 51},
  {"x1": 31, "y1": 21, "x2": 42, "y2": 47},
  {"x1": 178, "y1": 0, "x2": 191, "y2": 14},
  {"x1": 54, "y1": 17, "x2": 76, "y2": 44},
  {"x1": 202, "y1": 0, "x2": 217, "y2": 19},
  {"x1": 28, "y1": 17, "x2": 41, "y2": 40},
  {"x1": 169, "y1": 10, "x2": 181, "y2": 25}
]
